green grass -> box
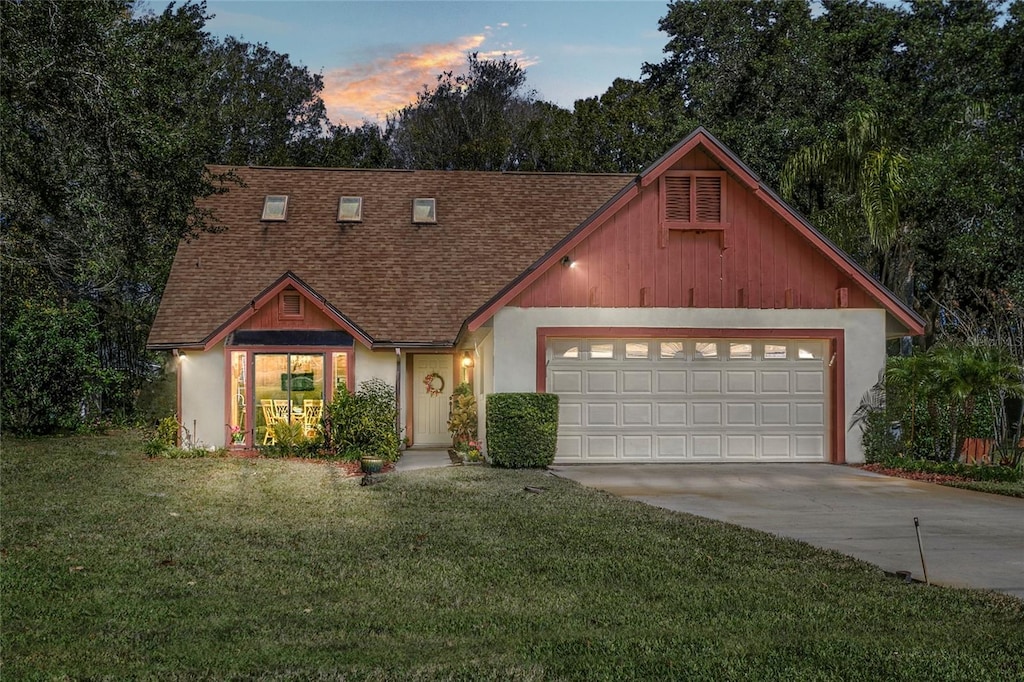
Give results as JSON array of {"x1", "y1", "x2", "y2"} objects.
[{"x1": 3, "y1": 432, "x2": 1023, "y2": 680}]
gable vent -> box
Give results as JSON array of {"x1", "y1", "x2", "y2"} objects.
[
  {"x1": 695, "y1": 176, "x2": 722, "y2": 222},
  {"x1": 281, "y1": 292, "x2": 301, "y2": 317},
  {"x1": 664, "y1": 176, "x2": 691, "y2": 222}
]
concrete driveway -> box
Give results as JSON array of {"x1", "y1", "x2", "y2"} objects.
[{"x1": 550, "y1": 464, "x2": 1024, "y2": 600}]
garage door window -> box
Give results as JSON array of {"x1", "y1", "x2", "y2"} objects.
[
  {"x1": 660, "y1": 341, "x2": 686, "y2": 359},
  {"x1": 798, "y1": 342, "x2": 823, "y2": 360},
  {"x1": 551, "y1": 340, "x2": 581, "y2": 359},
  {"x1": 589, "y1": 342, "x2": 614, "y2": 359},
  {"x1": 695, "y1": 342, "x2": 719, "y2": 359},
  {"x1": 729, "y1": 342, "x2": 753, "y2": 359},
  {"x1": 625, "y1": 341, "x2": 649, "y2": 359},
  {"x1": 764, "y1": 344, "x2": 788, "y2": 359}
]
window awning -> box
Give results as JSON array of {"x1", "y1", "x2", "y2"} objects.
[{"x1": 228, "y1": 330, "x2": 354, "y2": 347}]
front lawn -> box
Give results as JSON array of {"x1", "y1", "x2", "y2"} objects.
[{"x1": 3, "y1": 432, "x2": 1022, "y2": 680}]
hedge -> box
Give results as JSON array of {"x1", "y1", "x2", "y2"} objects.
[{"x1": 486, "y1": 393, "x2": 559, "y2": 468}]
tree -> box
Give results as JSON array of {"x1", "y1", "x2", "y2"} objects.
[
  {"x1": 386, "y1": 53, "x2": 573, "y2": 171},
  {"x1": 781, "y1": 108, "x2": 910, "y2": 294},
  {"x1": 205, "y1": 37, "x2": 329, "y2": 166},
  {"x1": 570, "y1": 78, "x2": 689, "y2": 173}
]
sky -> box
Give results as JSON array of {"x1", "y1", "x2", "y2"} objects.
[{"x1": 203, "y1": 1, "x2": 672, "y2": 126}]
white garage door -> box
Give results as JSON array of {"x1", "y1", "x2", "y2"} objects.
[{"x1": 547, "y1": 338, "x2": 829, "y2": 462}]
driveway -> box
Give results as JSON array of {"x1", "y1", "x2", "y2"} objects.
[{"x1": 550, "y1": 464, "x2": 1024, "y2": 600}]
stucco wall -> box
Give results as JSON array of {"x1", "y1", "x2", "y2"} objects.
[
  {"x1": 355, "y1": 346, "x2": 399, "y2": 386},
  {"x1": 179, "y1": 344, "x2": 225, "y2": 448},
  {"x1": 492, "y1": 307, "x2": 887, "y2": 464}
]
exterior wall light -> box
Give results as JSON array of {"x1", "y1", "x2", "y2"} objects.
[{"x1": 561, "y1": 255, "x2": 575, "y2": 268}]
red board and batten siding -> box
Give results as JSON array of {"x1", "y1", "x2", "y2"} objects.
[
  {"x1": 510, "y1": 150, "x2": 874, "y2": 311},
  {"x1": 238, "y1": 289, "x2": 340, "y2": 331}
]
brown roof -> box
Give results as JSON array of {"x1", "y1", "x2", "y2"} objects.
[{"x1": 148, "y1": 166, "x2": 632, "y2": 347}]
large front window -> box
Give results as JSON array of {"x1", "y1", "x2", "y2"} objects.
[{"x1": 255, "y1": 353, "x2": 324, "y2": 445}]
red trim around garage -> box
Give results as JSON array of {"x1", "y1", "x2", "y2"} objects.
[{"x1": 535, "y1": 326, "x2": 846, "y2": 464}]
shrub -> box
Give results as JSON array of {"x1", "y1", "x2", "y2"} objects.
[
  {"x1": 0, "y1": 301, "x2": 113, "y2": 434},
  {"x1": 259, "y1": 421, "x2": 324, "y2": 459},
  {"x1": 486, "y1": 393, "x2": 559, "y2": 468},
  {"x1": 324, "y1": 378, "x2": 400, "y2": 462},
  {"x1": 447, "y1": 382, "x2": 478, "y2": 446},
  {"x1": 875, "y1": 456, "x2": 1023, "y2": 483}
]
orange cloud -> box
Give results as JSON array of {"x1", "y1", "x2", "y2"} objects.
[{"x1": 322, "y1": 35, "x2": 535, "y2": 125}]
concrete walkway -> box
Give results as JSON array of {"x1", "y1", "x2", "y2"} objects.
[
  {"x1": 550, "y1": 463, "x2": 1024, "y2": 600},
  {"x1": 394, "y1": 448, "x2": 452, "y2": 472}
]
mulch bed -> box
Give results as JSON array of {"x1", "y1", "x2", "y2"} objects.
[
  {"x1": 224, "y1": 449, "x2": 393, "y2": 477},
  {"x1": 858, "y1": 463, "x2": 972, "y2": 485}
]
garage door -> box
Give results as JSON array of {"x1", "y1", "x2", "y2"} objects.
[{"x1": 547, "y1": 338, "x2": 828, "y2": 462}]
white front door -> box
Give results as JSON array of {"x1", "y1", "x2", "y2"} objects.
[{"x1": 412, "y1": 354, "x2": 454, "y2": 446}]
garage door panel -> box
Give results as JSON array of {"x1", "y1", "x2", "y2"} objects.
[
  {"x1": 691, "y1": 371, "x2": 721, "y2": 393},
  {"x1": 795, "y1": 403, "x2": 825, "y2": 426},
  {"x1": 622, "y1": 370, "x2": 653, "y2": 393},
  {"x1": 549, "y1": 337, "x2": 828, "y2": 463},
  {"x1": 761, "y1": 402, "x2": 791, "y2": 425},
  {"x1": 726, "y1": 370, "x2": 756, "y2": 393},
  {"x1": 622, "y1": 435, "x2": 653, "y2": 457},
  {"x1": 622, "y1": 403, "x2": 653, "y2": 425},
  {"x1": 657, "y1": 435, "x2": 687, "y2": 457},
  {"x1": 586, "y1": 403, "x2": 617, "y2": 426},
  {"x1": 692, "y1": 435, "x2": 723, "y2": 458},
  {"x1": 657, "y1": 371, "x2": 688, "y2": 392},
  {"x1": 657, "y1": 403, "x2": 687, "y2": 425},
  {"x1": 586, "y1": 371, "x2": 617, "y2": 393},
  {"x1": 760, "y1": 371, "x2": 791, "y2": 393},
  {"x1": 559, "y1": 402, "x2": 583, "y2": 426},
  {"x1": 726, "y1": 435, "x2": 756, "y2": 458},
  {"x1": 586, "y1": 435, "x2": 618, "y2": 458},
  {"x1": 557, "y1": 435, "x2": 583, "y2": 459},
  {"x1": 692, "y1": 402, "x2": 723, "y2": 425},
  {"x1": 762, "y1": 435, "x2": 791, "y2": 457},
  {"x1": 795, "y1": 435, "x2": 825, "y2": 458},
  {"x1": 726, "y1": 403, "x2": 756, "y2": 425},
  {"x1": 551, "y1": 370, "x2": 583, "y2": 394},
  {"x1": 795, "y1": 371, "x2": 824, "y2": 394}
]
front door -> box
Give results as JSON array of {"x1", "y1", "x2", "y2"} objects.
[{"x1": 413, "y1": 354, "x2": 453, "y2": 446}]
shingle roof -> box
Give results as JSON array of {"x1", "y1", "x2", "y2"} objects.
[{"x1": 148, "y1": 166, "x2": 632, "y2": 347}]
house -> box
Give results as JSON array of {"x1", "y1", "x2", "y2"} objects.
[{"x1": 147, "y1": 128, "x2": 924, "y2": 463}]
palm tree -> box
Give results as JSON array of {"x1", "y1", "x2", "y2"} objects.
[
  {"x1": 885, "y1": 353, "x2": 935, "y2": 451},
  {"x1": 781, "y1": 108, "x2": 908, "y2": 294},
  {"x1": 928, "y1": 344, "x2": 1023, "y2": 461}
]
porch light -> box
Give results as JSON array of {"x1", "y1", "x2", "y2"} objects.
[
  {"x1": 461, "y1": 356, "x2": 474, "y2": 368},
  {"x1": 561, "y1": 255, "x2": 576, "y2": 268}
]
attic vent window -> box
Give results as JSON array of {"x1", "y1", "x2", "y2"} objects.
[
  {"x1": 280, "y1": 291, "x2": 302, "y2": 318},
  {"x1": 337, "y1": 196, "x2": 363, "y2": 222},
  {"x1": 262, "y1": 195, "x2": 288, "y2": 221},
  {"x1": 412, "y1": 198, "x2": 436, "y2": 224},
  {"x1": 660, "y1": 172, "x2": 725, "y2": 225}
]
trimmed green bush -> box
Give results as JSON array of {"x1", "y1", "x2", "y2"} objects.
[{"x1": 486, "y1": 393, "x2": 559, "y2": 468}]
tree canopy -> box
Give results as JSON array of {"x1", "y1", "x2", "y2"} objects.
[{"x1": 2, "y1": 0, "x2": 1022, "y2": 431}]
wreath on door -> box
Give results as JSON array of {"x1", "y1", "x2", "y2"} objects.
[{"x1": 423, "y1": 371, "x2": 445, "y2": 397}]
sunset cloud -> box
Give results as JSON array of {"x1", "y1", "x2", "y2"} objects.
[{"x1": 322, "y1": 33, "x2": 536, "y2": 125}]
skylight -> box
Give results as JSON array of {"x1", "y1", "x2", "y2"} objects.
[
  {"x1": 337, "y1": 196, "x2": 362, "y2": 222},
  {"x1": 412, "y1": 198, "x2": 436, "y2": 224},
  {"x1": 261, "y1": 195, "x2": 288, "y2": 221}
]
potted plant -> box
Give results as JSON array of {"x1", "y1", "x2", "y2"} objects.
[{"x1": 360, "y1": 455, "x2": 384, "y2": 474}]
